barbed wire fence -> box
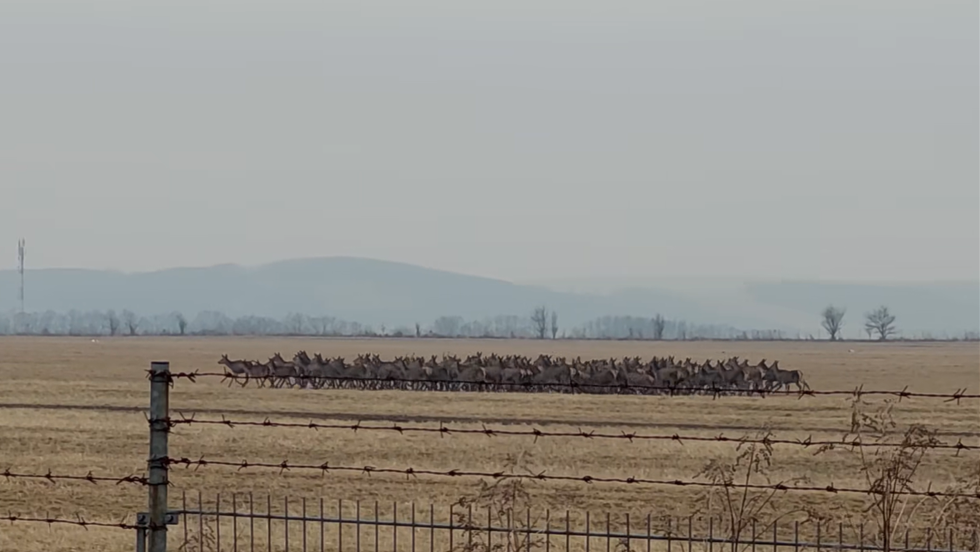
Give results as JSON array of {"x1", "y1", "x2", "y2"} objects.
[
  {"x1": 165, "y1": 415, "x2": 980, "y2": 453},
  {"x1": 3, "y1": 361, "x2": 979, "y2": 552}
]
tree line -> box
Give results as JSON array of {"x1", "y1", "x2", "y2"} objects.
[
  {"x1": 0, "y1": 307, "x2": 975, "y2": 341},
  {"x1": 0, "y1": 308, "x2": 721, "y2": 339}
]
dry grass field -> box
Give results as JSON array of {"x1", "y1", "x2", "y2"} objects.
[{"x1": 0, "y1": 337, "x2": 978, "y2": 552}]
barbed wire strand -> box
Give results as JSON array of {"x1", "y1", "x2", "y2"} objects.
[
  {"x1": 163, "y1": 456, "x2": 980, "y2": 500},
  {"x1": 1, "y1": 469, "x2": 152, "y2": 486},
  {"x1": 3, "y1": 513, "x2": 140, "y2": 531},
  {"x1": 156, "y1": 371, "x2": 979, "y2": 403},
  {"x1": 166, "y1": 415, "x2": 980, "y2": 454}
]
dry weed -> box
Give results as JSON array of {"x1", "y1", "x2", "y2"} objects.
[
  {"x1": 818, "y1": 396, "x2": 978, "y2": 551},
  {"x1": 452, "y1": 451, "x2": 546, "y2": 552},
  {"x1": 694, "y1": 427, "x2": 813, "y2": 552}
]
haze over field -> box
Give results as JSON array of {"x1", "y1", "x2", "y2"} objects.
[{"x1": 0, "y1": 1, "x2": 976, "y2": 335}]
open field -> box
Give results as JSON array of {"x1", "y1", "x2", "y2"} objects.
[{"x1": 0, "y1": 337, "x2": 978, "y2": 551}]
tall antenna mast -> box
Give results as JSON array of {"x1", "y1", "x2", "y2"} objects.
[{"x1": 17, "y1": 239, "x2": 25, "y2": 313}]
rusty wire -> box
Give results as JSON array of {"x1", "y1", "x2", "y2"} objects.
[
  {"x1": 163, "y1": 456, "x2": 980, "y2": 499},
  {"x1": 158, "y1": 371, "x2": 979, "y2": 402},
  {"x1": 3, "y1": 513, "x2": 141, "y2": 530},
  {"x1": 166, "y1": 414, "x2": 980, "y2": 453},
  {"x1": 1, "y1": 468, "x2": 152, "y2": 486}
]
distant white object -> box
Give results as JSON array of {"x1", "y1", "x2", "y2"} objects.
[
  {"x1": 91, "y1": 339, "x2": 100, "y2": 344},
  {"x1": 848, "y1": 349, "x2": 855, "y2": 353}
]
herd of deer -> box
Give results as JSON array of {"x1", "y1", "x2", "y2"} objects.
[{"x1": 217, "y1": 351, "x2": 810, "y2": 395}]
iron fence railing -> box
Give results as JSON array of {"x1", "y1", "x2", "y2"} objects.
[{"x1": 171, "y1": 492, "x2": 980, "y2": 552}]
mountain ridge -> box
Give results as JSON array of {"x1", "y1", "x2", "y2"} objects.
[{"x1": 0, "y1": 257, "x2": 976, "y2": 335}]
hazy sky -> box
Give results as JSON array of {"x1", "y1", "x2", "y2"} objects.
[{"x1": 1, "y1": 0, "x2": 977, "y2": 283}]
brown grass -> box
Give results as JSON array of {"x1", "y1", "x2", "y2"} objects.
[{"x1": 0, "y1": 337, "x2": 977, "y2": 551}]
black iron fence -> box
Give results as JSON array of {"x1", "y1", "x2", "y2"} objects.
[{"x1": 172, "y1": 492, "x2": 980, "y2": 552}]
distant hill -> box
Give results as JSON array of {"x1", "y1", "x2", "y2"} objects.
[
  {"x1": 0, "y1": 257, "x2": 722, "y2": 328},
  {"x1": 0, "y1": 257, "x2": 976, "y2": 335}
]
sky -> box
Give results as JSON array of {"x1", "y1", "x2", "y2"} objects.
[{"x1": 1, "y1": 0, "x2": 977, "y2": 283}]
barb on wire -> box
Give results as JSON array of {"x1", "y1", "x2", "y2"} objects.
[
  {"x1": 166, "y1": 415, "x2": 980, "y2": 454},
  {"x1": 163, "y1": 456, "x2": 980, "y2": 500},
  {"x1": 3, "y1": 513, "x2": 140, "y2": 531},
  {"x1": 160, "y1": 370, "x2": 980, "y2": 401},
  {"x1": 1, "y1": 468, "x2": 151, "y2": 486}
]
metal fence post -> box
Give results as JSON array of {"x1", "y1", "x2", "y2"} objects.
[
  {"x1": 136, "y1": 522, "x2": 147, "y2": 552},
  {"x1": 148, "y1": 361, "x2": 171, "y2": 552}
]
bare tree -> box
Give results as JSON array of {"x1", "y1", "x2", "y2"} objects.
[
  {"x1": 310, "y1": 316, "x2": 335, "y2": 336},
  {"x1": 652, "y1": 314, "x2": 666, "y2": 340},
  {"x1": 285, "y1": 313, "x2": 307, "y2": 335},
  {"x1": 105, "y1": 310, "x2": 119, "y2": 335},
  {"x1": 530, "y1": 306, "x2": 548, "y2": 339},
  {"x1": 67, "y1": 309, "x2": 84, "y2": 335},
  {"x1": 433, "y1": 316, "x2": 463, "y2": 337},
  {"x1": 122, "y1": 310, "x2": 139, "y2": 336},
  {"x1": 865, "y1": 306, "x2": 897, "y2": 341},
  {"x1": 175, "y1": 312, "x2": 188, "y2": 336},
  {"x1": 821, "y1": 305, "x2": 846, "y2": 341},
  {"x1": 549, "y1": 311, "x2": 558, "y2": 339}
]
